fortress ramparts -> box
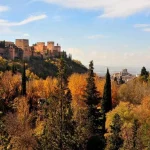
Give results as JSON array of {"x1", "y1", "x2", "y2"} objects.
[{"x1": 0, "y1": 39, "x2": 63, "y2": 60}]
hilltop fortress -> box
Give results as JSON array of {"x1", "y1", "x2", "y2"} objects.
[{"x1": 0, "y1": 39, "x2": 63, "y2": 60}]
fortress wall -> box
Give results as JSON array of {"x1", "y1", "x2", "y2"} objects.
[{"x1": 0, "y1": 39, "x2": 62, "y2": 60}]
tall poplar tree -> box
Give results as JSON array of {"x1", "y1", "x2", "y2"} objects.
[
  {"x1": 101, "y1": 68, "x2": 112, "y2": 139},
  {"x1": 21, "y1": 61, "x2": 26, "y2": 96},
  {"x1": 102, "y1": 68, "x2": 112, "y2": 113}
]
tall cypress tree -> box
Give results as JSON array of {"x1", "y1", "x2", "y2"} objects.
[
  {"x1": 84, "y1": 60, "x2": 100, "y2": 106},
  {"x1": 21, "y1": 61, "x2": 26, "y2": 96},
  {"x1": 109, "y1": 114, "x2": 123, "y2": 150},
  {"x1": 84, "y1": 60, "x2": 101, "y2": 133},
  {"x1": 84, "y1": 61, "x2": 105, "y2": 150},
  {"x1": 102, "y1": 68, "x2": 112, "y2": 113},
  {"x1": 101, "y1": 69, "x2": 112, "y2": 139}
]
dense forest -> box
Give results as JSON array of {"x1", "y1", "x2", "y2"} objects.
[
  {"x1": 0, "y1": 55, "x2": 150, "y2": 150},
  {"x1": 0, "y1": 56, "x2": 87, "y2": 79}
]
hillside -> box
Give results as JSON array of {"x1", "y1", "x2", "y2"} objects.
[{"x1": 0, "y1": 56, "x2": 87, "y2": 78}]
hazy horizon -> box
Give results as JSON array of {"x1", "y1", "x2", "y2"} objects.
[{"x1": 92, "y1": 65, "x2": 144, "y2": 76}]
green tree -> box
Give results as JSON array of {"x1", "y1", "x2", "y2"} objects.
[
  {"x1": 0, "y1": 113, "x2": 10, "y2": 150},
  {"x1": 101, "y1": 69, "x2": 112, "y2": 142},
  {"x1": 119, "y1": 76, "x2": 124, "y2": 84},
  {"x1": 39, "y1": 58, "x2": 75, "y2": 150},
  {"x1": 21, "y1": 61, "x2": 26, "y2": 96},
  {"x1": 37, "y1": 97, "x2": 60, "y2": 150},
  {"x1": 84, "y1": 61, "x2": 105, "y2": 150},
  {"x1": 87, "y1": 135, "x2": 105, "y2": 150},
  {"x1": 132, "y1": 119, "x2": 139, "y2": 150},
  {"x1": 37, "y1": 125, "x2": 51, "y2": 150},
  {"x1": 114, "y1": 77, "x2": 117, "y2": 83},
  {"x1": 12, "y1": 63, "x2": 17, "y2": 75},
  {"x1": 84, "y1": 61, "x2": 100, "y2": 106},
  {"x1": 140, "y1": 66, "x2": 149, "y2": 82},
  {"x1": 68, "y1": 54, "x2": 72, "y2": 61},
  {"x1": 57, "y1": 57, "x2": 75, "y2": 150},
  {"x1": 61, "y1": 51, "x2": 67, "y2": 59},
  {"x1": 84, "y1": 60, "x2": 101, "y2": 133},
  {"x1": 109, "y1": 114, "x2": 123, "y2": 150},
  {"x1": 0, "y1": 41, "x2": 5, "y2": 48},
  {"x1": 102, "y1": 68, "x2": 112, "y2": 113},
  {"x1": 62, "y1": 89, "x2": 75, "y2": 149}
]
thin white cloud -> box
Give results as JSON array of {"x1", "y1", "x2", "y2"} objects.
[
  {"x1": 87, "y1": 34, "x2": 109, "y2": 39},
  {"x1": 36, "y1": 0, "x2": 150, "y2": 18},
  {"x1": 0, "y1": 5, "x2": 9, "y2": 12},
  {"x1": 134, "y1": 24, "x2": 150, "y2": 28},
  {"x1": 0, "y1": 14, "x2": 47, "y2": 26}
]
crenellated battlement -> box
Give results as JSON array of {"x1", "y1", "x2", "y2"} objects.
[{"x1": 0, "y1": 39, "x2": 62, "y2": 60}]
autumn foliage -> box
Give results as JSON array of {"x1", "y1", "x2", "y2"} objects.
[{"x1": 1, "y1": 63, "x2": 150, "y2": 149}]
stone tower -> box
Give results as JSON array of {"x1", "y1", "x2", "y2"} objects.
[
  {"x1": 15, "y1": 39, "x2": 29, "y2": 51},
  {"x1": 47, "y1": 41, "x2": 54, "y2": 52},
  {"x1": 34, "y1": 42, "x2": 45, "y2": 53}
]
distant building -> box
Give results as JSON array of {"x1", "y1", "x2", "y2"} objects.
[
  {"x1": 33, "y1": 41, "x2": 61, "y2": 58},
  {"x1": 112, "y1": 69, "x2": 134, "y2": 84},
  {"x1": 121, "y1": 69, "x2": 128, "y2": 76},
  {"x1": 0, "y1": 41, "x2": 14, "y2": 47},
  {"x1": 0, "y1": 39, "x2": 63, "y2": 60},
  {"x1": 0, "y1": 41, "x2": 23, "y2": 60}
]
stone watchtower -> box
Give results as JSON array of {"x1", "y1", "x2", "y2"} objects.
[
  {"x1": 35, "y1": 42, "x2": 45, "y2": 53},
  {"x1": 47, "y1": 41, "x2": 54, "y2": 52},
  {"x1": 15, "y1": 39, "x2": 31, "y2": 60},
  {"x1": 15, "y1": 39, "x2": 29, "y2": 51}
]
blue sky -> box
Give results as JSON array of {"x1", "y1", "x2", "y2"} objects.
[{"x1": 1, "y1": 0, "x2": 150, "y2": 68}]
